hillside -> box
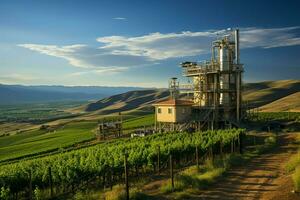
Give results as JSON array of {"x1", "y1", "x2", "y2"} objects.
[
  {"x1": 74, "y1": 80, "x2": 300, "y2": 115},
  {"x1": 84, "y1": 89, "x2": 169, "y2": 114},
  {"x1": 259, "y1": 92, "x2": 300, "y2": 112},
  {"x1": 243, "y1": 80, "x2": 300, "y2": 107},
  {"x1": 0, "y1": 84, "x2": 146, "y2": 104}
]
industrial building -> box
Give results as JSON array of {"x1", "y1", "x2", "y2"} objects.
[{"x1": 154, "y1": 29, "x2": 244, "y2": 131}]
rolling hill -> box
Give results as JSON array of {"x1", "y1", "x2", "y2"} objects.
[
  {"x1": 72, "y1": 80, "x2": 300, "y2": 115},
  {"x1": 259, "y1": 92, "x2": 300, "y2": 112},
  {"x1": 243, "y1": 80, "x2": 300, "y2": 107}
]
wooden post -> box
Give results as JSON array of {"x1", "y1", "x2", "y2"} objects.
[
  {"x1": 220, "y1": 141, "x2": 223, "y2": 157},
  {"x1": 124, "y1": 154, "x2": 129, "y2": 200},
  {"x1": 239, "y1": 133, "x2": 243, "y2": 154},
  {"x1": 119, "y1": 112, "x2": 123, "y2": 137},
  {"x1": 103, "y1": 171, "x2": 106, "y2": 190},
  {"x1": 48, "y1": 167, "x2": 53, "y2": 198},
  {"x1": 29, "y1": 170, "x2": 32, "y2": 200},
  {"x1": 157, "y1": 146, "x2": 160, "y2": 175},
  {"x1": 210, "y1": 146, "x2": 214, "y2": 160},
  {"x1": 196, "y1": 146, "x2": 199, "y2": 170},
  {"x1": 170, "y1": 154, "x2": 174, "y2": 192},
  {"x1": 110, "y1": 168, "x2": 113, "y2": 190}
]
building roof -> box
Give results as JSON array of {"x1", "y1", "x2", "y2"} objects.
[{"x1": 153, "y1": 99, "x2": 194, "y2": 106}]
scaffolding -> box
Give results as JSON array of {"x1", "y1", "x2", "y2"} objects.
[{"x1": 179, "y1": 29, "x2": 244, "y2": 129}]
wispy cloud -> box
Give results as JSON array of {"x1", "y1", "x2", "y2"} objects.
[
  {"x1": 0, "y1": 73, "x2": 38, "y2": 83},
  {"x1": 68, "y1": 67, "x2": 128, "y2": 77},
  {"x1": 18, "y1": 26, "x2": 300, "y2": 73},
  {"x1": 113, "y1": 17, "x2": 127, "y2": 20}
]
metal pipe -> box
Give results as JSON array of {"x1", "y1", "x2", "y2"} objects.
[{"x1": 235, "y1": 29, "x2": 240, "y2": 64}]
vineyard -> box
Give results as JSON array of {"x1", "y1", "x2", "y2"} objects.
[
  {"x1": 0, "y1": 128, "x2": 244, "y2": 199},
  {"x1": 250, "y1": 112, "x2": 300, "y2": 122}
]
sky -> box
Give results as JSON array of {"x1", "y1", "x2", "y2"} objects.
[{"x1": 0, "y1": 0, "x2": 300, "y2": 88}]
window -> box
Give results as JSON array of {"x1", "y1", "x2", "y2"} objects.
[
  {"x1": 157, "y1": 108, "x2": 161, "y2": 114},
  {"x1": 168, "y1": 108, "x2": 172, "y2": 114}
]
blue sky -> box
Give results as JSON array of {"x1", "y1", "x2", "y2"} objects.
[{"x1": 0, "y1": 0, "x2": 300, "y2": 87}]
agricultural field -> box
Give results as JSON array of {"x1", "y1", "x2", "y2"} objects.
[
  {"x1": 0, "y1": 129, "x2": 245, "y2": 199},
  {"x1": 0, "y1": 121, "x2": 97, "y2": 161},
  {"x1": 0, "y1": 112, "x2": 155, "y2": 162},
  {"x1": 0, "y1": 101, "x2": 85, "y2": 124}
]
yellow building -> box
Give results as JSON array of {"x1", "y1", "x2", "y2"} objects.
[{"x1": 153, "y1": 99, "x2": 193, "y2": 123}]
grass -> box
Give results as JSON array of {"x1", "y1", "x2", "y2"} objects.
[
  {"x1": 160, "y1": 156, "x2": 233, "y2": 194},
  {"x1": 0, "y1": 121, "x2": 97, "y2": 161},
  {"x1": 103, "y1": 185, "x2": 148, "y2": 200},
  {"x1": 122, "y1": 114, "x2": 154, "y2": 130},
  {"x1": 286, "y1": 133, "x2": 300, "y2": 191},
  {"x1": 286, "y1": 152, "x2": 300, "y2": 173},
  {"x1": 0, "y1": 113, "x2": 154, "y2": 162},
  {"x1": 292, "y1": 167, "x2": 300, "y2": 192},
  {"x1": 160, "y1": 133, "x2": 278, "y2": 197}
]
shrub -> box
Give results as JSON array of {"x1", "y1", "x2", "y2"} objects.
[
  {"x1": 264, "y1": 136, "x2": 277, "y2": 146},
  {"x1": 0, "y1": 187, "x2": 10, "y2": 200}
]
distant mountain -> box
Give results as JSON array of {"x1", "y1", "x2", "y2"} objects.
[
  {"x1": 72, "y1": 80, "x2": 300, "y2": 115},
  {"x1": 0, "y1": 84, "x2": 147, "y2": 104}
]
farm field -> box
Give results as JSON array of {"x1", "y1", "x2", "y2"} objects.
[
  {"x1": 0, "y1": 113, "x2": 155, "y2": 162},
  {"x1": 0, "y1": 128, "x2": 245, "y2": 199},
  {"x1": 0, "y1": 121, "x2": 97, "y2": 161}
]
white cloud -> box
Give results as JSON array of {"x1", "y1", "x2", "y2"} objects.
[
  {"x1": 113, "y1": 17, "x2": 127, "y2": 20},
  {"x1": 240, "y1": 26, "x2": 300, "y2": 48},
  {"x1": 97, "y1": 27, "x2": 300, "y2": 60},
  {"x1": 18, "y1": 26, "x2": 300, "y2": 73}
]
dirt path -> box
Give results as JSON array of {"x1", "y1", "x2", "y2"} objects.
[{"x1": 143, "y1": 132, "x2": 300, "y2": 200}]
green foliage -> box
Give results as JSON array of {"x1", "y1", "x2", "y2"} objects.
[
  {"x1": 160, "y1": 181, "x2": 185, "y2": 194},
  {"x1": 33, "y1": 186, "x2": 41, "y2": 200},
  {"x1": 0, "y1": 129, "x2": 244, "y2": 194},
  {"x1": 0, "y1": 186, "x2": 10, "y2": 200},
  {"x1": 292, "y1": 167, "x2": 300, "y2": 192},
  {"x1": 251, "y1": 112, "x2": 300, "y2": 122},
  {"x1": 286, "y1": 153, "x2": 300, "y2": 173},
  {"x1": 264, "y1": 136, "x2": 277, "y2": 146}
]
